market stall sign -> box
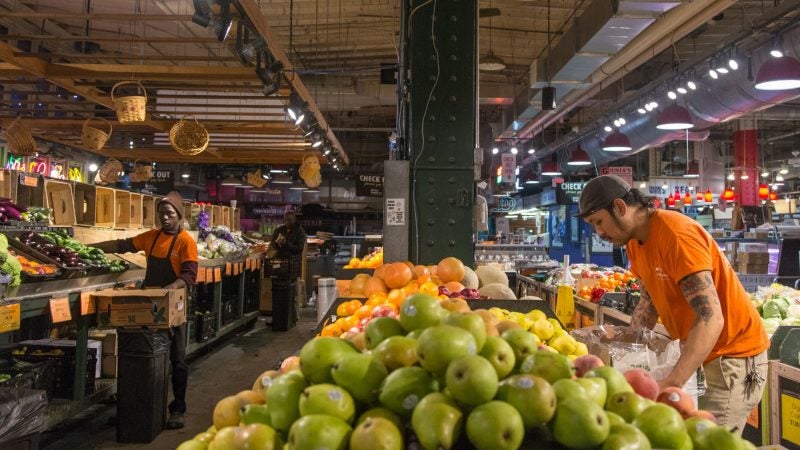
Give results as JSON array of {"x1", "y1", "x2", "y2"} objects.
[
  {"x1": 49, "y1": 297, "x2": 72, "y2": 323},
  {"x1": 600, "y1": 166, "x2": 633, "y2": 186},
  {"x1": 5, "y1": 155, "x2": 24, "y2": 171},
  {"x1": 501, "y1": 154, "x2": 516, "y2": 183},
  {"x1": 28, "y1": 156, "x2": 49, "y2": 176},
  {"x1": 782, "y1": 393, "x2": 800, "y2": 445},
  {"x1": 0, "y1": 303, "x2": 21, "y2": 333},
  {"x1": 356, "y1": 174, "x2": 384, "y2": 197},
  {"x1": 19, "y1": 173, "x2": 39, "y2": 187},
  {"x1": 559, "y1": 182, "x2": 587, "y2": 203},
  {"x1": 68, "y1": 164, "x2": 84, "y2": 182},
  {"x1": 491, "y1": 196, "x2": 516, "y2": 213}
]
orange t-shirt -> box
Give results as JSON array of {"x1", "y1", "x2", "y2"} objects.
[
  {"x1": 626, "y1": 210, "x2": 768, "y2": 362},
  {"x1": 131, "y1": 229, "x2": 198, "y2": 280}
]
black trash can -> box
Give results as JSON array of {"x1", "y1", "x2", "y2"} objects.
[
  {"x1": 271, "y1": 276, "x2": 295, "y2": 331},
  {"x1": 117, "y1": 329, "x2": 170, "y2": 443}
]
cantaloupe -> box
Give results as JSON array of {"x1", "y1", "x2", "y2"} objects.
[
  {"x1": 475, "y1": 266, "x2": 509, "y2": 288},
  {"x1": 519, "y1": 295, "x2": 543, "y2": 301},
  {"x1": 478, "y1": 283, "x2": 517, "y2": 300},
  {"x1": 461, "y1": 266, "x2": 479, "y2": 289}
]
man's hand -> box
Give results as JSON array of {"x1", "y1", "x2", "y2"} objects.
[{"x1": 163, "y1": 279, "x2": 187, "y2": 290}]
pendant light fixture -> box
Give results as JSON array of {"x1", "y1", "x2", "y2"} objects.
[
  {"x1": 769, "y1": 192, "x2": 778, "y2": 201},
  {"x1": 696, "y1": 191, "x2": 703, "y2": 202},
  {"x1": 684, "y1": 192, "x2": 692, "y2": 205},
  {"x1": 541, "y1": 155, "x2": 562, "y2": 176},
  {"x1": 567, "y1": 146, "x2": 591, "y2": 166},
  {"x1": 667, "y1": 193, "x2": 676, "y2": 207},
  {"x1": 656, "y1": 103, "x2": 694, "y2": 130},
  {"x1": 602, "y1": 131, "x2": 632, "y2": 151},
  {"x1": 704, "y1": 188, "x2": 713, "y2": 203},
  {"x1": 479, "y1": 0, "x2": 506, "y2": 71},
  {"x1": 758, "y1": 183, "x2": 770, "y2": 200},
  {"x1": 723, "y1": 187, "x2": 735, "y2": 201},
  {"x1": 754, "y1": 53, "x2": 800, "y2": 90}
]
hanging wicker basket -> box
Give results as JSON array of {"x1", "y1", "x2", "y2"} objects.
[
  {"x1": 4, "y1": 117, "x2": 37, "y2": 156},
  {"x1": 98, "y1": 158, "x2": 123, "y2": 184},
  {"x1": 169, "y1": 115, "x2": 209, "y2": 156},
  {"x1": 81, "y1": 116, "x2": 112, "y2": 150},
  {"x1": 130, "y1": 160, "x2": 153, "y2": 183},
  {"x1": 111, "y1": 81, "x2": 147, "y2": 123}
]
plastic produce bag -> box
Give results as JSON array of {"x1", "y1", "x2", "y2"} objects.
[
  {"x1": 118, "y1": 329, "x2": 170, "y2": 356},
  {"x1": 0, "y1": 387, "x2": 47, "y2": 442}
]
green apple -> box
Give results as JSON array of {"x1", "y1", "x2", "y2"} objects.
[
  {"x1": 500, "y1": 329, "x2": 540, "y2": 369},
  {"x1": 378, "y1": 366, "x2": 439, "y2": 417},
  {"x1": 331, "y1": 353, "x2": 389, "y2": 404},
  {"x1": 177, "y1": 440, "x2": 207, "y2": 450},
  {"x1": 350, "y1": 417, "x2": 403, "y2": 450},
  {"x1": 694, "y1": 425, "x2": 745, "y2": 450},
  {"x1": 412, "y1": 394, "x2": 464, "y2": 450},
  {"x1": 373, "y1": 335, "x2": 418, "y2": 371},
  {"x1": 399, "y1": 293, "x2": 446, "y2": 331},
  {"x1": 240, "y1": 403, "x2": 272, "y2": 426},
  {"x1": 575, "y1": 376, "x2": 607, "y2": 409},
  {"x1": 239, "y1": 423, "x2": 283, "y2": 450},
  {"x1": 584, "y1": 366, "x2": 633, "y2": 407},
  {"x1": 552, "y1": 378, "x2": 587, "y2": 404},
  {"x1": 416, "y1": 325, "x2": 477, "y2": 375},
  {"x1": 606, "y1": 411, "x2": 626, "y2": 427},
  {"x1": 194, "y1": 432, "x2": 215, "y2": 443},
  {"x1": 685, "y1": 416, "x2": 718, "y2": 447},
  {"x1": 518, "y1": 350, "x2": 574, "y2": 384},
  {"x1": 478, "y1": 335, "x2": 516, "y2": 379},
  {"x1": 465, "y1": 401, "x2": 524, "y2": 450},
  {"x1": 299, "y1": 336, "x2": 358, "y2": 384},
  {"x1": 299, "y1": 383, "x2": 356, "y2": 424},
  {"x1": 208, "y1": 427, "x2": 240, "y2": 450},
  {"x1": 356, "y1": 407, "x2": 404, "y2": 431},
  {"x1": 286, "y1": 414, "x2": 352, "y2": 450},
  {"x1": 266, "y1": 370, "x2": 308, "y2": 433},
  {"x1": 406, "y1": 329, "x2": 423, "y2": 339},
  {"x1": 496, "y1": 374, "x2": 556, "y2": 428},
  {"x1": 443, "y1": 311, "x2": 487, "y2": 352},
  {"x1": 602, "y1": 423, "x2": 652, "y2": 450},
  {"x1": 445, "y1": 355, "x2": 498, "y2": 406},
  {"x1": 606, "y1": 392, "x2": 650, "y2": 423},
  {"x1": 633, "y1": 403, "x2": 688, "y2": 450},
  {"x1": 552, "y1": 397, "x2": 610, "y2": 449},
  {"x1": 365, "y1": 316, "x2": 406, "y2": 349}
]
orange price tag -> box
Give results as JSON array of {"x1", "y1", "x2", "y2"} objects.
[
  {"x1": 0, "y1": 303, "x2": 21, "y2": 333},
  {"x1": 233, "y1": 263, "x2": 240, "y2": 275},
  {"x1": 214, "y1": 268, "x2": 221, "y2": 282},
  {"x1": 246, "y1": 258, "x2": 252, "y2": 270},
  {"x1": 747, "y1": 404, "x2": 759, "y2": 428},
  {"x1": 80, "y1": 292, "x2": 96, "y2": 315},
  {"x1": 20, "y1": 175, "x2": 39, "y2": 187},
  {"x1": 197, "y1": 267, "x2": 206, "y2": 283},
  {"x1": 49, "y1": 297, "x2": 72, "y2": 323},
  {"x1": 225, "y1": 262, "x2": 232, "y2": 276}
]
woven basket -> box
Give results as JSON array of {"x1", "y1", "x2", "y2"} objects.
[
  {"x1": 4, "y1": 117, "x2": 37, "y2": 156},
  {"x1": 98, "y1": 158, "x2": 123, "y2": 184},
  {"x1": 81, "y1": 117, "x2": 112, "y2": 150},
  {"x1": 111, "y1": 81, "x2": 147, "y2": 123},
  {"x1": 130, "y1": 160, "x2": 153, "y2": 183},
  {"x1": 169, "y1": 115, "x2": 209, "y2": 156}
]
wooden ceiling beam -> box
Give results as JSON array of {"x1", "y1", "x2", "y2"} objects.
[
  {"x1": 35, "y1": 63, "x2": 259, "y2": 82},
  {"x1": 0, "y1": 118, "x2": 295, "y2": 134},
  {"x1": 0, "y1": 12, "x2": 195, "y2": 21},
  {"x1": 1, "y1": 35, "x2": 219, "y2": 44}
]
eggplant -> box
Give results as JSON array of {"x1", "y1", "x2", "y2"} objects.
[{"x1": 4, "y1": 206, "x2": 21, "y2": 220}]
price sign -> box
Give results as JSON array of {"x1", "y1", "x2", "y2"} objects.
[
  {"x1": 233, "y1": 263, "x2": 240, "y2": 275},
  {"x1": 49, "y1": 297, "x2": 72, "y2": 323},
  {"x1": 246, "y1": 258, "x2": 252, "y2": 270},
  {"x1": 205, "y1": 268, "x2": 213, "y2": 283},
  {"x1": 197, "y1": 267, "x2": 206, "y2": 283},
  {"x1": 0, "y1": 303, "x2": 21, "y2": 333},
  {"x1": 214, "y1": 268, "x2": 221, "y2": 282},
  {"x1": 782, "y1": 393, "x2": 800, "y2": 445},
  {"x1": 80, "y1": 292, "x2": 96, "y2": 315},
  {"x1": 20, "y1": 174, "x2": 39, "y2": 187},
  {"x1": 225, "y1": 262, "x2": 232, "y2": 276}
]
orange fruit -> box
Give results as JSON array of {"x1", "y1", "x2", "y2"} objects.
[
  {"x1": 444, "y1": 281, "x2": 465, "y2": 294},
  {"x1": 413, "y1": 265, "x2": 431, "y2": 282},
  {"x1": 387, "y1": 288, "x2": 406, "y2": 306},
  {"x1": 382, "y1": 262, "x2": 414, "y2": 289},
  {"x1": 364, "y1": 277, "x2": 388, "y2": 296},
  {"x1": 349, "y1": 276, "x2": 369, "y2": 295},
  {"x1": 419, "y1": 281, "x2": 439, "y2": 297},
  {"x1": 436, "y1": 257, "x2": 465, "y2": 283},
  {"x1": 336, "y1": 303, "x2": 350, "y2": 316}
]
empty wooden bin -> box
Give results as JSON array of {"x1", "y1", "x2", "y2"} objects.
[
  {"x1": 44, "y1": 179, "x2": 76, "y2": 226},
  {"x1": 211, "y1": 205, "x2": 222, "y2": 227},
  {"x1": 0, "y1": 169, "x2": 17, "y2": 202},
  {"x1": 95, "y1": 187, "x2": 115, "y2": 228},
  {"x1": 129, "y1": 193, "x2": 143, "y2": 229},
  {"x1": 232, "y1": 208, "x2": 241, "y2": 232},
  {"x1": 73, "y1": 182, "x2": 96, "y2": 226},
  {"x1": 221, "y1": 206, "x2": 231, "y2": 229},
  {"x1": 15, "y1": 173, "x2": 45, "y2": 208},
  {"x1": 114, "y1": 190, "x2": 131, "y2": 229},
  {"x1": 142, "y1": 195, "x2": 156, "y2": 229}
]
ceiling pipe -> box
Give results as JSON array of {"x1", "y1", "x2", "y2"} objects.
[{"x1": 517, "y1": 0, "x2": 737, "y2": 140}]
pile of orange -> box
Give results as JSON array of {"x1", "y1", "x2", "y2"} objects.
[
  {"x1": 577, "y1": 270, "x2": 638, "y2": 300},
  {"x1": 343, "y1": 248, "x2": 384, "y2": 269}
]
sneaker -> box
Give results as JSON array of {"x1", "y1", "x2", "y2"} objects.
[{"x1": 165, "y1": 412, "x2": 185, "y2": 429}]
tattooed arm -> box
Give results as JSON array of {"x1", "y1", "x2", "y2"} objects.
[
  {"x1": 658, "y1": 270, "x2": 724, "y2": 390},
  {"x1": 630, "y1": 287, "x2": 659, "y2": 330}
]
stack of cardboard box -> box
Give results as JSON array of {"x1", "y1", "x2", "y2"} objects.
[
  {"x1": 737, "y1": 251, "x2": 770, "y2": 274},
  {"x1": 90, "y1": 330, "x2": 118, "y2": 378}
]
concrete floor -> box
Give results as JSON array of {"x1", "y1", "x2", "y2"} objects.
[{"x1": 41, "y1": 307, "x2": 319, "y2": 450}]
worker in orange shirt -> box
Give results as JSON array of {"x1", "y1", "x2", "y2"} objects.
[{"x1": 579, "y1": 175, "x2": 768, "y2": 434}]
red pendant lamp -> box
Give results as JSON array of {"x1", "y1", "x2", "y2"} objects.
[
  {"x1": 602, "y1": 131, "x2": 632, "y2": 152},
  {"x1": 667, "y1": 193, "x2": 676, "y2": 207},
  {"x1": 704, "y1": 188, "x2": 713, "y2": 203},
  {"x1": 722, "y1": 187, "x2": 735, "y2": 201},
  {"x1": 758, "y1": 183, "x2": 770, "y2": 200},
  {"x1": 696, "y1": 191, "x2": 703, "y2": 201},
  {"x1": 684, "y1": 192, "x2": 692, "y2": 205},
  {"x1": 769, "y1": 192, "x2": 778, "y2": 201}
]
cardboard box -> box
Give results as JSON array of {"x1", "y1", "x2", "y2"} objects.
[
  {"x1": 739, "y1": 252, "x2": 770, "y2": 264},
  {"x1": 93, "y1": 288, "x2": 187, "y2": 328},
  {"x1": 101, "y1": 355, "x2": 117, "y2": 378},
  {"x1": 21, "y1": 339, "x2": 102, "y2": 378},
  {"x1": 738, "y1": 263, "x2": 769, "y2": 274},
  {"x1": 89, "y1": 329, "x2": 118, "y2": 355}
]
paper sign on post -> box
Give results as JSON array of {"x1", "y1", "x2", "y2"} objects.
[
  {"x1": 233, "y1": 263, "x2": 240, "y2": 275},
  {"x1": 0, "y1": 303, "x2": 21, "y2": 333},
  {"x1": 80, "y1": 291, "x2": 96, "y2": 315},
  {"x1": 205, "y1": 268, "x2": 213, "y2": 283},
  {"x1": 225, "y1": 262, "x2": 232, "y2": 276},
  {"x1": 50, "y1": 297, "x2": 72, "y2": 323},
  {"x1": 246, "y1": 259, "x2": 251, "y2": 270},
  {"x1": 214, "y1": 268, "x2": 221, "y2": 282},
  {"x1": 197, "y1": 267, "x2": 206, "y2": 283}
]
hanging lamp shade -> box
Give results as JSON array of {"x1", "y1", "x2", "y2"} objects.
[
  {"x1": 683, "y1": 160, "x2": 700, "y2": 178},
  {"x1": 704, "y1": 188, "x2": 713, "y2": 203},
  {"x1": 684, "y1": 192, "x2": 692, "y2": 205},
  {"x1": 602, "y1": 131, "x2": 632, "y2": 151},
  {"x1": 696, "y1": 191, "x2": 703, "y2": 201},
  {"x1": 754, "y1": 56, "x2": 800, "y2": 90},
  {"x1": 541, "y1": 160, "x2": 562, "y2": 176},
  {"x1": 770, "y1": 192, "x2": 778, "y2": 201},
  {"x1": 758, "y1": 183, "x2": 770, "y2": 200},
  {"x1": 479, "y1": 50, "x2": 506, "y2": 71},
  {"x1": 667, "y1": 193, "x2": 676, "y2": 207},
  {"x1": 567, "y1": 146, "x2": 591, "y2": 166},
  {"x1": 656, "y1": 104, "x2": 694, "y2": 130},
  {"x1": 722, "y1": 187, "x2": 735, "y2": 201}
]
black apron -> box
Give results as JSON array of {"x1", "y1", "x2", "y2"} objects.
[{"x1": 143, "y1": 230, "x2": 180, "y2": 288}]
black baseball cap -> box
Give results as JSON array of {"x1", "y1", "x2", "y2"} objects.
[{"x1": 578, "y1": 175, "x2": 631, "y2": 218}]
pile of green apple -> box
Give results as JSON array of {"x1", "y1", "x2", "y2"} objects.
[{"x1": 177, "y1": 293, "x2": 754, "y2": 450}]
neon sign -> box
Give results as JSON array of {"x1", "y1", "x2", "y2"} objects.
[{"x1": 5, "y1": 155, "x2": 24, "y2": 171}]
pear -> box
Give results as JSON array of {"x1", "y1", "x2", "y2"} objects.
[
  {"x1": 266, "y1": 370, "x2": 308, "y2": 433},
  {"x1": 411, "y1": 394, "x2": 464, "y2": 450}
]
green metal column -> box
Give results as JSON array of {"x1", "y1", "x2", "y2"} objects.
[
  {"x1": 72, "y1": 292, "x2": 88, "y2": 400},
  {"x1": 408, "y1": 0, "x2": 476, "y2": 265}
]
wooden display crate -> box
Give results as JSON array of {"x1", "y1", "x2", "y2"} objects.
[
  {"x1": 73, "y1": 182, "x2": 96, "y2": 226},
  {"x1": 44, "y1": 179, "x2": 76, "y2": 226},
  {"x1": 183, "y1": 201, "x2": 193, "y2": 228},
  {"x1": 15, "y1": 172, "x2": 44, "y2": 207},
  {"x1": 95, "y1": 186, "x2": 115, "y2": 228},
  {"x1": 114, "y1": 190, "x2": 131, "y2": 229},
  {"x1": 188, "y1": 203, "x2": 202, "y2": 230},
  {"x1": 221, "y1": 206, "x2": 231, "y2": 229},
  {"x1": 232, "y1": 208, "x2": 241, "y2": 232},
  {"x1": 0, "y1": 168, "x2": 17, "y2": 201},
  {"x1": 141, "y1": 195, "x2": 156, "y2": 229},
  {"x1": 129, "y1": 193, "x2": 143, "y2": 229},
  {"x1": 211, "y1": 205, "x2": 222, "y2": 227}
]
